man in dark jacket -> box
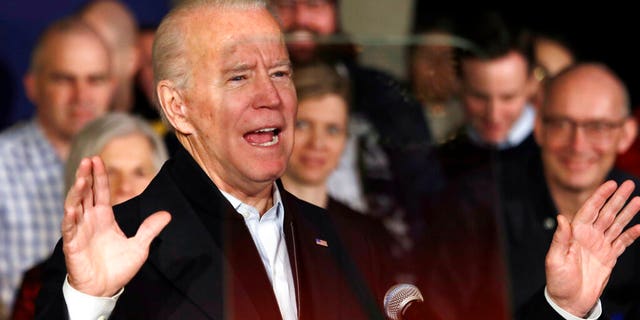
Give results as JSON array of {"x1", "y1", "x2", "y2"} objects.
[{"x1": 35, "y1": 2, "x2": 640, "y2": 319}]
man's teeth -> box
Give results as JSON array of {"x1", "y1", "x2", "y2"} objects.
[
  {"x1": 249, "y1": 128, "x2": 279, "y2": 147},
  {"x1": 253, "y1": 134, "x2": 279, "y2": 147}
]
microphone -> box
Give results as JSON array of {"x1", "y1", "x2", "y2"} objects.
[{"x1": 383, "y1": 283, "x2": 424, "y2": 320}]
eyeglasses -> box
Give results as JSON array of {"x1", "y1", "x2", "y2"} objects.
[{"x1": 542, "y1": 115, "x2": 627, "y2": 143}]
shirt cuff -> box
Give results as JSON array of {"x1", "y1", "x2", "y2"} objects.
[
  {"x1": 544, "y1": 287, "x2": 602, "y2": 320},
  {"x1": 62, "y1": 274, "x2": 123, "y2": 320}
]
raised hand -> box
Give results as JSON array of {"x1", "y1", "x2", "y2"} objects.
[
  {"x1": 546, "y1": 180, "x2": 640, "y2": 316},
  {"x1": 61, "y1": 156, "x2": 171, "y2": 297}
]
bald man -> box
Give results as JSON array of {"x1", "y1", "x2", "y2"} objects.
[
  {"x1": 80, "y1": 0, "x2": 139, "y2": 112},
  {"x1": 500, "y1": 63, "x2": 640, "y2": 317}
]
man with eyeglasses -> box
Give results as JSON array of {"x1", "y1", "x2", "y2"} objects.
[{"x1": 499, "y1": 62, "x2": 640, "y2": 318}]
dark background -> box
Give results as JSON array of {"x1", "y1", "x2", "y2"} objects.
[
  {"x1": 0, "y1": 0, "x2": 172, "y2": 130},
  {"x1": 1, "y1": 3, "x2": 638, "y2": 131},
  {"x1": 413, "y1": 7, "x2": 640, "y2": 108}
]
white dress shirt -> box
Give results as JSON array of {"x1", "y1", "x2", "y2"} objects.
[
  {"x1": 220, "y1": 185, "x2": 298, "y2": 320},
  {"x1": 468, "y1": 103, "x2": 536, "y2": 149}
]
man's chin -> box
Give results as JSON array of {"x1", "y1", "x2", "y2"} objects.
[{"x1": 288, "y1": 45, "x2": 317, "y2": 63}]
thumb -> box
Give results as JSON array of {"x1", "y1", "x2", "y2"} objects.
[
  {"x1": 548, "y1": 214, "x2": 572, "y2": 261},
  {"x1": 134, "y1": 211, "x2": 172, "y2": 248}
]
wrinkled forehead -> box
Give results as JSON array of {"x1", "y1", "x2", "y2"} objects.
[{"x1": 187, "y1": 7, "x2": 286, "y2": 59}]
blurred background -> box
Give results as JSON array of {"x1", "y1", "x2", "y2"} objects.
[{"x1": 1, "y1": 1, "x2": 638, "y2": 130}]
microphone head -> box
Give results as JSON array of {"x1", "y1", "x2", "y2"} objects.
[{"x1": 383, "y1": 283, "x2": 424, "y2": 320}]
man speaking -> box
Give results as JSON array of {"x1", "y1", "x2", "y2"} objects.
[{"x1": 35, "y1": 1, "x2": 640, "y2": 319}]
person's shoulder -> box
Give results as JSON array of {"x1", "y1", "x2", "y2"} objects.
[
  {"x1": 326, "y1": 198, "x2": 391, "y2": 241},
  {"x1": 346, "y1": 62, "x2": 408, "y2": 93},
  {"x1": 0, "y1": 120, "x2": 51, "y2": 172},
  {"x1": 608, "y1": 168, "x2": 640, "y2": 192},
  {"x1": 436, "y1": 131, "x2": 480, "y2": 174},
  {"x1": 0, "y1": 120, "x2": 36, "y2": 150}
]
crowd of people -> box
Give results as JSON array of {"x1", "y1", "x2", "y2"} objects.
[{"x1": 1, "y1": 1, "x2": 640, "y2": 319}]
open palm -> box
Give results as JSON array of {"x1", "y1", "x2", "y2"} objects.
[
  {"x1": 61, "y1": 157, "x2": 171, "y2": 297},
  {"x1": 546, "y1": 180, "x2": 640, "y2": 317}
]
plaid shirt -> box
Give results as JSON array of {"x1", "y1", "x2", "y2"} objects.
[{"x1": 0, "y1": 119, "x2": 64, "y2": 312}]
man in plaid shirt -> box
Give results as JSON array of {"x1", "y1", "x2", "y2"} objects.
[{"x1": 0, "y1": 16, "x2": 113, "y2": 317}]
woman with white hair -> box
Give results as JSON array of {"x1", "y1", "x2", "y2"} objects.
[{"x1": 64, "y1": 112, "x2": 168, "y2": 205}]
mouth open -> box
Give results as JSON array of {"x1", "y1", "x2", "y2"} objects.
[
  {"x1": 244, "y1": 127, "x2": 281, "y2": 147},
  {"x1": 289, "y1": 30, "x2": 315, "y2": 43}
]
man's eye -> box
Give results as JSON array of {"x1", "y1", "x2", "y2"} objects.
[
  {"x1": 229, "y1": 75, "x2": 246, "y2": 81},
  {"x1": 295, "y1": 120, "x2": 309, "y2": 129},
  {"x1": 272, "y1": 71, "x2": 290, "y2": 78}
]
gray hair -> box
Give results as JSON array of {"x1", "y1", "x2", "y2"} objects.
[
  {"x1": 64, "y1": 112, "x2": 169, "y2": 192},
  {"x1": 153, "y1": 0, "x2": 268, "y2": 92}
]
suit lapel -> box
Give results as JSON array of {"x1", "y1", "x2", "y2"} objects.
[
  {"x1": 142, "y1": 171, "x2": 226, "y2": 319},
  {"x1": 281, "y1": 187, "x2": 341, "y2": 319},
  {"x1": 139, "y1": 149, "x2": 281, "y2": 319}
]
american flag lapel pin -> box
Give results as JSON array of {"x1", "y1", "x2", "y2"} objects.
[{"x1": 315, "y1": 238, "x2": 328, "y2": 247}]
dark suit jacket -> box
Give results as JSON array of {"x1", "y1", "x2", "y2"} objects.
[
  {"x1": 500, "y1": 147, "x2": 640, "y2": 318},
  {"x1": 414, "y1": 133, "x2": 614, "y2": 319},
  {"x1": 35, "y1": 146, "x2": 386, "y2": 320}
]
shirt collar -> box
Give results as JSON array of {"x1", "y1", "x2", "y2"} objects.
[
  {"x1": 219, "y1": 183, "x2": 283, "y2": 223},
  {"x1": 468, "y1": 103, "x2": 535, "y2": 150}
]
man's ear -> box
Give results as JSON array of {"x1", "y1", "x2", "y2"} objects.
[
  {"x1": 23, "y1": 72, "x2": 38, "y2": 106},
  {"x1": 617, "y1": 117, "x2": 638, "y2": 154},
  {"x1": 157, "y1": 80, "x2": 194, "y2": 135}
]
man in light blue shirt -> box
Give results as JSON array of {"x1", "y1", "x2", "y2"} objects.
[{"x1": 0, "y1": 16, "x2": 113, "y2": 317}]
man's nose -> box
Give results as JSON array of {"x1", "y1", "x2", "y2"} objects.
[
  {"x1": 568, "y1": 125, "x2": 590, "y2": 151},
  {"x1": 73, "y1": 80, "x2": 93, "y2": 106},
  {"x1": 255, "y1": 75, "x2": 282, "y2": 108},
  {"x1": 486, "y1": 99, "x2": 501, "y2": 122}
]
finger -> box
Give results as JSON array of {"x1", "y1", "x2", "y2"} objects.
[
  {"x1": 547, "y1": 215, "x2": 572, "y2": 263},
  {"x1": 573, "y1": 180, "x2": 618, "y2": 225},
  {"x1": 91, "y1": 156, "x2": 111, "y2": 206},
  {"x1": 612, "y1": 224, "x2": 640, "y2": 258},
  {"x1": 62, "y1": 172, "x2": 91, "y2": 240},
  {"x1": 65, "y1": 162, "x2": 93, "y2": 227},
  {"x1": 594, "y1": 180, "x2": 635, "y2": 232},
  {"x1": 61, "y1": 196, "x2": 81, "y2": 239},
  {"x1": 64, "y1": 176, "x2": 88, "y2": 215},
  {"x1": 80, "y1": 158, "x2": 95, "y2": 210},
  {"x1": 66, "y1": 159, "x2": 92, "y2": 207},
  {"x1": 134, "y1": 211, "x2": 172, "y2": 249},
  {"x1": 605, "y1": 196, "x2": 640, "y2": 242}
]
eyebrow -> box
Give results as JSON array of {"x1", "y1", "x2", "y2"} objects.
[
  {"x1": 222, "y1": 59, "x2": 292, "y2": 74},
  {"x1": 222, "y1": 62, "x2": 255, "y2": 74},
  {"x1": 272, "y1": 60, "x2": 292, "y2": 69}
]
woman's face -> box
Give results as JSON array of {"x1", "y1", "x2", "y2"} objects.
[
  {"x1": 99, "y1": 132, "x2": 158, "y2": 205},
  {"x1": 285, "y1": 93, "x2": 348, "y2": 186}
]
